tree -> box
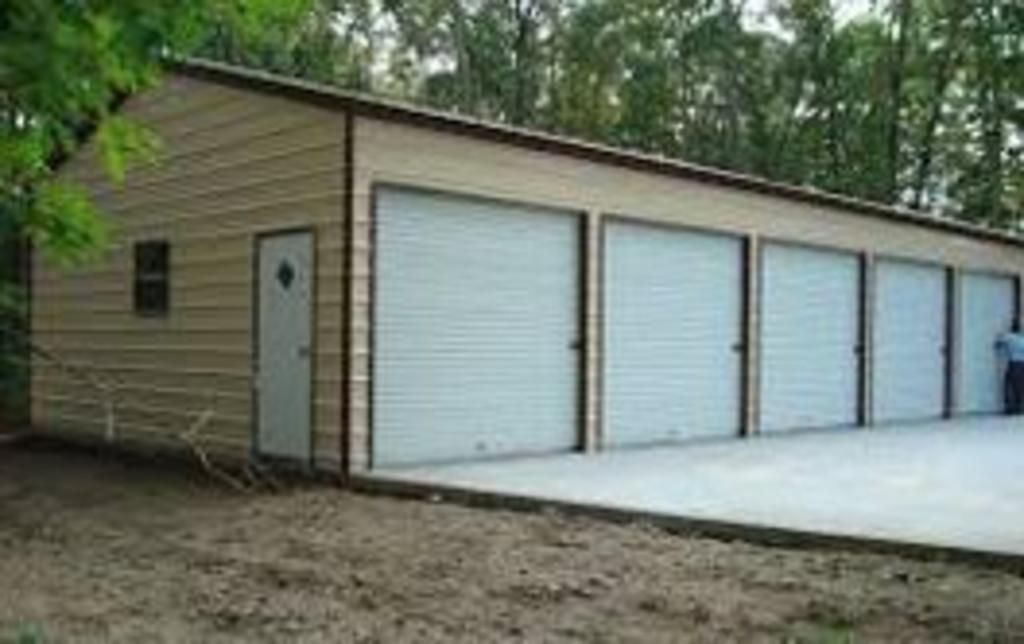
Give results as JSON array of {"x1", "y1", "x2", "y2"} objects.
[
  {"x1": 884, "y1": 0, "x2": 914, "y2": 201},
  {"x1": 196, "y1": 0, "x2": 377, "y2": 90},
  {"x1": 384, "y1": 0, "x2": 563, "y2": 126},
  {"x1": 0, "y1": 0, "x2": 312, "y2": 267},
  {"x1": 950, "y1": 0, "x2": 1022, "y2": 227},
  {"x1": 906, "y1": 0, "x2": 968, "y2": 210}
]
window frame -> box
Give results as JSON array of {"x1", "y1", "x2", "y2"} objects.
[{"x1": 133, "y1": 240, "x2": 170, "y2": 317}]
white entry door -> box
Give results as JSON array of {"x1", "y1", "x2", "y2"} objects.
[
  {"x1": 872, "y1": 260, "x2": 947, "y2": 423},
  {"x1": 256, "y1": 231, "x2": 313, "y2": 461},
  {"x1": 759, "y1": 243, "x2": 861, "y2": 433},
  {"x1": 374, "y1": 188, "x2": 580, "y2": 466},
  {"x1": 604, "y1": 221, "x2": 743, "y2": 446},
  {"x1": 958, "y1": 272, "x2": 1017, "y2": 414}
]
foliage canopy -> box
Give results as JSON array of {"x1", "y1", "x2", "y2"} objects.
[{"x1": 205, "y1": 0, "x2": 1024, "y2": 230}]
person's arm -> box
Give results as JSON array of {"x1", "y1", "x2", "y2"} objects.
[{"x1": 995, "y1": 332, "x2": 1010, "y2": 354}]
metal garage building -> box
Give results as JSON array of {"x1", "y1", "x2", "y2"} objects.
[{"x1": 29, "y1": 59, "x2": 1023, "y2": 475}]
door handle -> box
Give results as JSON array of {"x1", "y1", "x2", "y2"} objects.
[{"x1": 297, "y1": 346, "x2": 311, "y2": 359}]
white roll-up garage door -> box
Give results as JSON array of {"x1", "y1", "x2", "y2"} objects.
[
  {"x1": 958, "y1": 272, "x2": 1017, "y2": 415},
  {"x1": 374, "y1": 188, "x2": 580, "y2": 466},
  {"x1": 872, "y1": 260, "x2": 947, "y2": 423},
  {"x1": 759, "y1": 244, "x2": 860, "y2": 432},
  {"x1": 604, "y1": 221, "x2": 743, "y2": 446}
]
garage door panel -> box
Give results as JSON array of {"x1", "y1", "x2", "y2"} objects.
[
  {"x1": 959, "y1": 273, "x2": 1016, "y2": 415},
  {"x1": 374, "y1": 188, "x2": 579, "y2": 466},
  {"x1": 873, "y1": 260, "x2": 947, "y2": 423},
  {"x1": 604, "y1": 222, "x2": 742, "y2": 446},
  {"x1": 760, "y1": 244, "x2": 860, "y2": 432}
]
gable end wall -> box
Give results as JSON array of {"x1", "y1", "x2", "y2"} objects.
[{"x1": 31, "y1": 75, "x2": 348, "y2": 470}]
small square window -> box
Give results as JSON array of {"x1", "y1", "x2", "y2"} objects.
[{"x1": 134, "y1": 240, "x2": 169, "y2": 316}]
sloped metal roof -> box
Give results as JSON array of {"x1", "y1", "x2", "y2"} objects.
[{"x1": 174, "y1": 57, "x2": 1024, "y2": 249}]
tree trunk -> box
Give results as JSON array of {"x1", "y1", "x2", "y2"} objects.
[
  {"x1": 511, "y1": 0, "x2": 533, "y2": 125},
  {"x1": 885, "y1": 0, "x2": 914, "y2": 203},
  {"x1": 448, "y1": 0, "x2": 475, "y2": 114},
  {"x1": 910, "y1": 2, "x2": 966, "y2": 210},
  {"x1": 977, "y1": 0, "x2": 1007, "y2": 225}
]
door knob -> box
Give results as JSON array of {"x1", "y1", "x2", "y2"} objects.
[{"x1": 297, "y1": 346, "x2": 311, "y2": 359}]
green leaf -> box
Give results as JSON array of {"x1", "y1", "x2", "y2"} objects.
[
  {"x1": 23, "y1": 180, "x2": 110, "y2": 267},
  {"x1": 94, "y1": 116, "x2": 163, "y2": 185}
]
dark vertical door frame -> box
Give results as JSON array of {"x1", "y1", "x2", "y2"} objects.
[
  {"x1": 856, "y1": 253, "x2": 870, "y2": 427},
  {"x1": 738, "y1": 236, "x2": 753, "y2": 437},
  {"x1": 340, "y1": 110, "x2": 355, "y2": 480},
  {"x1": 1013, "y1": 274, "x2": 1022, "y2": 332},
  {"x1": 753, "y1": 237, "x2": 767, "y2": 435},
  {"x1": 366, "y1": 184, "x2": 380, "y2": 470},
  {"x1": 942, "y1": 266, "x2": 957, "y2": 418},
  {"x1": 576, "y1": 214, "x2": 590, "y2": 452},
  {"x1": 594, "y1": 215, "x2": 606, "y2": 451}
]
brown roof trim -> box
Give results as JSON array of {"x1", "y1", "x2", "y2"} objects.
[{"x1": 171, "y1": 57, "x2": 1024, "y2": 249}]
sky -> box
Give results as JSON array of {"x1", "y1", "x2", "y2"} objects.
[{"x1": 743, "y1": 0, "x2": 881, "y2": 34}]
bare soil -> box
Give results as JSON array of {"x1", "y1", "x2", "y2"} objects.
[{"x1": 2, "y1": 442, "x2": 1024, "y2": 643}]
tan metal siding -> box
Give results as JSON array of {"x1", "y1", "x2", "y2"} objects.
[
  {"x1": 32, "y1": 75, "x2": 346, "y2": 470},
  {"x1": 349, "y1": 116, "x2": 1024, "y2": 471}
]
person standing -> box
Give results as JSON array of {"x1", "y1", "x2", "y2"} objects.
[{"x1": 996, "y1": 327, "x2": 1024, "y2": 414}]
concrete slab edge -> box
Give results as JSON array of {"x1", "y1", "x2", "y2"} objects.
[{"x1": 352, "y1": 474, "x2": 1024, "y2": 575}]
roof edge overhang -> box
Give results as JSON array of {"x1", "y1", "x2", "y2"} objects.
[{"x1": 170, "y1": 57, "x2": 1024, "y2": 250}]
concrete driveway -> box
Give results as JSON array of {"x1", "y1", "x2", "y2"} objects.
[{"x1": 370, "y1": 416, "x2": 1024, "y2": 558}]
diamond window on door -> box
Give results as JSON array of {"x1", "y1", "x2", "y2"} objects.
[{"x1": 277, "y1": 260, "x2": 295, "y2": 290}]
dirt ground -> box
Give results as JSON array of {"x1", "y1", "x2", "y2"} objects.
[{"x1": 2, "y1": 442, "x2": 1024, "y2": 643}]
